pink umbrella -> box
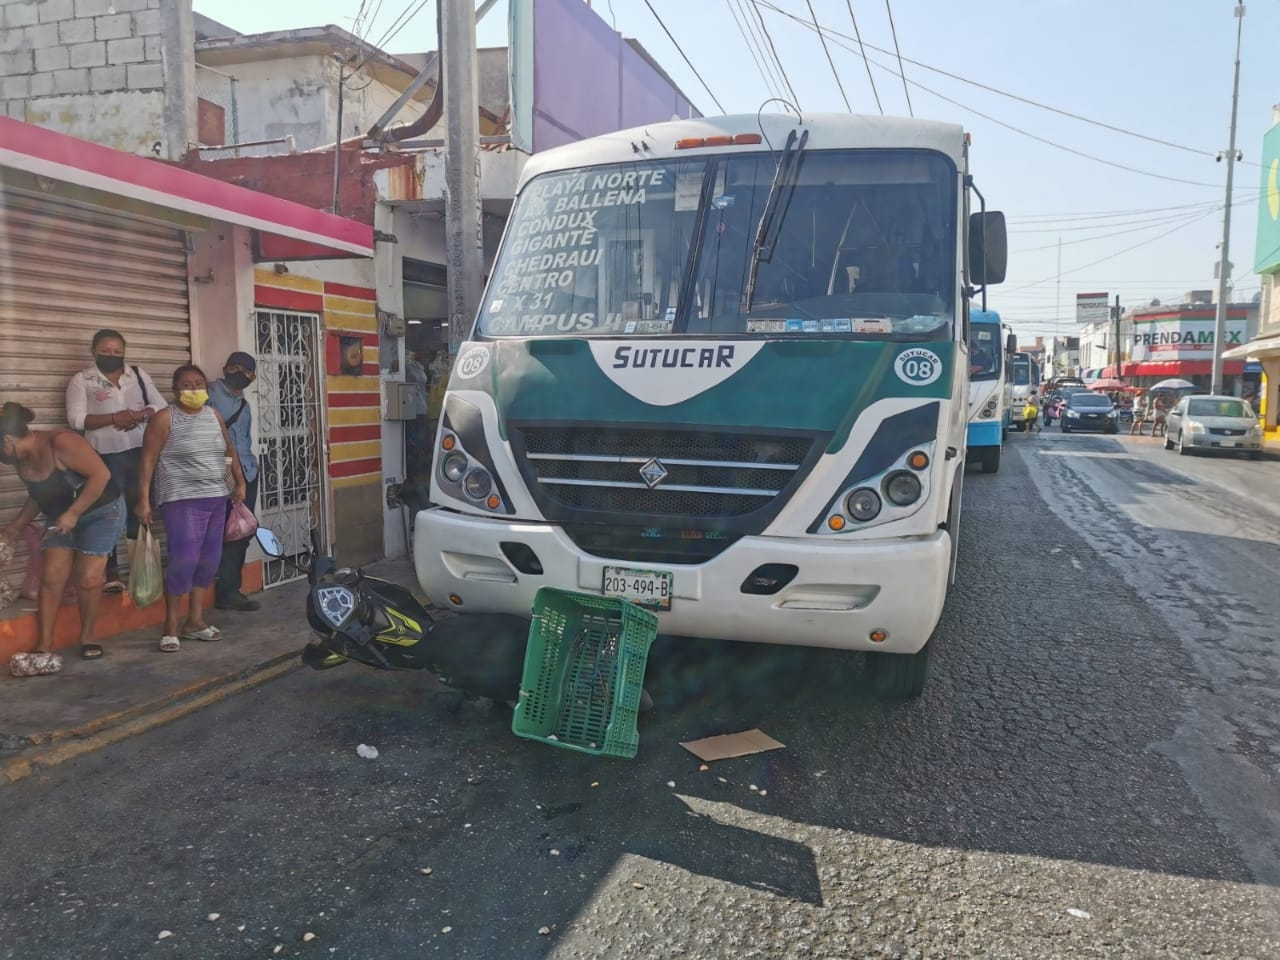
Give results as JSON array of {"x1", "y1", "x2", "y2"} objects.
[{"x1": 1089, "y1": 378, "x2": 1125, "y2": 391}]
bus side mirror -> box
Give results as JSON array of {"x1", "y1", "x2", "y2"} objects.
[
  {"x1": 1006, "y1": 332, "x2": 1017, "y2": 355},
  {"x1": 969, "y1": 211, "x2": 1008, "y2": 286}
]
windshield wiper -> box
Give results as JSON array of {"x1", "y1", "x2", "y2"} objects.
[{"x1": 745, "y1": 128, "x2": 808, "y2": 314}]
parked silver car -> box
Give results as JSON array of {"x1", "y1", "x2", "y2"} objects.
[{"x1": 1164, "y1": 394, "x2": 1264, "y2": 458}]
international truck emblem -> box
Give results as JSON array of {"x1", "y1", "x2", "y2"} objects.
[{"x1": 639, "y1": 458, "x2": 669, "y2": 489}]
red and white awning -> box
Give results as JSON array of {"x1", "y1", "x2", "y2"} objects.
[{"x1": 0, "y1": 117, "x2": 373, "y2": 258}]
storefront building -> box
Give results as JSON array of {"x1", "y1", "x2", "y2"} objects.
[
  {"x1": 1100, "y1": 302, "x2": 1259, "y2": 393},
  {"x1": 1224, "y1": 106, "x2": 1280, "y2": 440},
  {"x1": 0, "y1": 117, "x2": 371, "y2": 658}
]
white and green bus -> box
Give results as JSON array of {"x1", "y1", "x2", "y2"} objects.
[{"x1": 415, "y1": 113, "x2": 1006, "y2": 697}]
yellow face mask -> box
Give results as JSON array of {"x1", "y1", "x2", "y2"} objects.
[{"x1": 178, "y1": 389, "x2": 209, "y2": 409}]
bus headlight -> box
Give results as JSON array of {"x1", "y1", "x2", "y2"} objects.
[
  {"x1": 846, "y1": 488, "x2": 882, "y2": 522},
  {"x1": 883, "y1": 471, "x2": 922, "y2": 506},
  {"x1": 462, "y1": 468, "x2": 492, "y2": 501},
  {"x1": 442, "y1": 452, "x2": 469, "y2": 483}
]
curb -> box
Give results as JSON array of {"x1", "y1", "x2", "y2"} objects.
[{"x1": 1, "y1": 653, "x2": 301, "y2": 788}]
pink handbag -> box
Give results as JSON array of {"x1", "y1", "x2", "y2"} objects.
[{"x1": 225, "y1": 500, "x2": 259, "y2": 542}]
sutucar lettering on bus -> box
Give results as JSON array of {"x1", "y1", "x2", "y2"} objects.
[
  {"x1": 1133, "y1": 330, "x2": 1243, "y2": 346},
  {"x1": 505, "y1": 250, "x2": 601, "y2": 275},
  {"x1": 508, "y1": 229, "x2": 597, "y2": 254},
  {"x1": 514, "y1": 212, "x2": 596, "y2": 237},
  {"x1": 612, "y1": 345, "x2": 735, "y2": 369}
]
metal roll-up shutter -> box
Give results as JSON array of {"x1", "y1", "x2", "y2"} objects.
[{"x1": 0, "y1": 190, "x2": 191, "y2": 592}]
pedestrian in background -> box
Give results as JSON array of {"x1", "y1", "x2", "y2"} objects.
[
  {"x1": 136, "y1": 365, "x2": 246, "y2": 652},
  {"x1": 208, "y1": 352, "x2": 261, "y2": 612},
  {"x1": 0, "y1": 402, "x2": 124, "y2": 673},
  {"x1": 1022, "y1": 396, "x2": 1041, "y2": 435},
  {"x1": 64, "y1": 329, "x2": 161, "y2": 592}
]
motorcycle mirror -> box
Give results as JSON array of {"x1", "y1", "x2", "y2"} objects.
[{"x1": 255, "y1": 527, "x2": 285, "y2": 558}]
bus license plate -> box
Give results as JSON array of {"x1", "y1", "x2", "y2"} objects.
[{"x1": 602, "y1": 566, "x2": 673, "y2": 611}]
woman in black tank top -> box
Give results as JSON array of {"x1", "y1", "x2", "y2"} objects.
[{"x1": 0, "y1": 402, "x2": 125, "y2": 673}]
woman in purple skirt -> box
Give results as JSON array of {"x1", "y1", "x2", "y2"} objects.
[{"x1": 137, "y1": 365, "x2": 246, "y2": 652}]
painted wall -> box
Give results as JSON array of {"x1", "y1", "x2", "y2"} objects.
[
  {"x1": 0, "y1": 0, "x2": 195, "y2": 158},
  {"x1": 194, "y1": 53, "x2": 427, "y2": 155},
  {"x1": 510, "y1": 0, "x2": 700, "y2": 154},
  {"x1": 251, "y1": 263, "x2": 384, "y2": 568}
]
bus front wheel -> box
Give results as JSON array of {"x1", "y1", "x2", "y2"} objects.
[
  {"x1": 979, "y1": 446, "x2": 1001, "y2": 473},
  {"x1": 867, "y1": 642, "x2": 931, "y2": 699}
]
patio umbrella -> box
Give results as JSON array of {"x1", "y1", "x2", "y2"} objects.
[
  {"x1": 1090, "y1": 378, "x2": 1126, "y2": 391},
  {"x1": 1150, "y1": 378, "x2": 1195, "y2": 391}
]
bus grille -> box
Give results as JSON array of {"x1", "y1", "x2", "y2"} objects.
[{"x1": 515, "y1": 426, "x2": 813, "y2": 519}]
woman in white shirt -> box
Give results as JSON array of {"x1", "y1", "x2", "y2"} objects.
[{"x1": 65, "y1": 329, "x2": 161, "y2": 590}]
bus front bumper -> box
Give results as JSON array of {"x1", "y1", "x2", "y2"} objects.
[{"x1": 413, "y1": 508, "x2": 950, "y2": 654}]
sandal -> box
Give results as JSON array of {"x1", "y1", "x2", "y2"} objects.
[
  {"x1": 79, "y1": 643, "x2": 104, "y2": 660},
  {"x1": 10, "y1": 652, "x2": 63, "y2": 677},
  {"x1": 181, "y1": 626, "x2": 222, "y2": 642},
  {"x1": 159, "y1": 636, "x2": 180, "y2": 653}
]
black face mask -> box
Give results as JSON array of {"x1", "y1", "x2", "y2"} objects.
[
  {"x1": 224, "y1": 371, "x2": 251, "y2": 391},
  {"x1": 95, "y1": 355, "x2": 125, "y2": 373}
]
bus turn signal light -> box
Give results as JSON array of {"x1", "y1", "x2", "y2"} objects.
[
  {"x1": 441, "y1": 434, "x2": 456, "y2": 451},
  {"x1": 827, "y1": 515, "x2": 845, "y2": 531},
  {"x1": 486, "y1": 495, "x2": 501, "y2": 510},
  {"x1": 908, "y1": 451, "x2": 929, "y2": 470},
  {"x1": 869, "y1": 629, "x2": 888, "y2": 643}
]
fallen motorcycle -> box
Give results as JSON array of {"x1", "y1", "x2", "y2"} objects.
[{"x1": 256, "y1": 528, "x2": 531, "y2": 703}]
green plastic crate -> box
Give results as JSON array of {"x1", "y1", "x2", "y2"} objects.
[{"x1": 511, "y1": 588, "x2": 659, "y2": 759}]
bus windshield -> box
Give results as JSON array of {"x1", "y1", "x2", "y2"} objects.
[
  {"x1": 968, "y1": 321, "x2": 1002, "y2": 381},
  {"x1": 478, "y1": 149, "x2": 957, "y2": 340},
  {"x1": 1010, "y1": 356, "x2": 1034, "y2": 386}
]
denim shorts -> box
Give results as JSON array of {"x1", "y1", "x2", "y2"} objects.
[{"x1": 44, "y1": 495, "x2": 127, "y2": 556}]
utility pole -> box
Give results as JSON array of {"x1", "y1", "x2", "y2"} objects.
[
  {"x1": 1211, "y1": 2, "x2": 1245, "y2": 395},
  {"x1": 441, "y1": 0, "x2": 485, "y2": 354},
  {"x1": 1112, "y1": 294, "x2": 1122, "y2": 377}
]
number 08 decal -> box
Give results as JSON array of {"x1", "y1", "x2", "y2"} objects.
[{"x1": 894, "y1": 348, "x2": 943, "y2": 386}]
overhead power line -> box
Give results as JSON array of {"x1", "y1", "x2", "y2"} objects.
[
  {"x1": 749, "y1": 0, "x2": 801, "y2": 108},
  {"x1": 1009, "y1": 193, "x2": 1262, "y2": 225},
  {"x1": 1004, "y1": 209, "x2": 1219, "y2": 293},
  {"x1": 753, "y1": 0, "x2": 1253, "y2": 167},
  {"x1": 843, "y1": 0, "x2": 882, "y2": 114},
  {"x1": 806, "y1": 0, "x2": 851, "y2": 111},
  {"x1": 883, "y1": 0, "x2": 912, "y2": 116},
  {"x1": 643, "y1": 0, "x2": 727, "y2": 113},
  {"x1": 1009, "y1": 209, "x2": 1216, "y2": 253},
  {"x1": 765, "y1": 9, "x2": 1221, "y2": 189},
  {"x1": 725, "y1": 0, "x2": 782, "y2": 102}
]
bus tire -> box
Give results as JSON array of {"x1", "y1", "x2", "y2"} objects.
[
  {"x1": 979, "y1": 446, "x2": 1001, "y2": 473},
  {"x1": 867, "y1": 642, "x2": 930, "y2": 699}
]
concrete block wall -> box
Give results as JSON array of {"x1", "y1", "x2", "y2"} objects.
[{"x1": 0, "y1": 0, "x2": 194, "y2": 158}]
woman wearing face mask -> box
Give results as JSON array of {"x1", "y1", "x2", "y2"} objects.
[
  {"x1": 136, "y1": 365, "x2": 246, "y2": 652},
  {"x1": 0, "y1": 402, "x2": 125, "y2": 674},
  {"x1": 65, "y1": 329, "x2": 162, "y2": 592}
]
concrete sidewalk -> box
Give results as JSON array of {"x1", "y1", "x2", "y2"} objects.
[{"x1": 0, "y1": 558, "x2": 418, "y2": 787}]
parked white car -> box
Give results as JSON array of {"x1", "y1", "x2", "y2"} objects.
[{"x1": 1164, "y1": 395, "x2": 1263, "y2": 459}]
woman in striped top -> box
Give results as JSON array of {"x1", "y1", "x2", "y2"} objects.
[{"x1": 137, "y1": 364, "x2": 246, "y2": 652}]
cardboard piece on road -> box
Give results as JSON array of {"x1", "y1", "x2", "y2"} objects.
[{"x1": 680, "y1": 728, "x2": 785, "y2": 762}]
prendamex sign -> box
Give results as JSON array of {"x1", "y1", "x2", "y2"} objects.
[{"x1": 1129, "y1": 315, "x2": 1246, "y2": 362}]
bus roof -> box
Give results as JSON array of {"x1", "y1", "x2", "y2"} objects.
[
  {"x1": 518, "y1": 113, "x2": 968, "y2": 190},
  {"x1": 970, "y1": 308, "x2": 1001, "y2": 324}
]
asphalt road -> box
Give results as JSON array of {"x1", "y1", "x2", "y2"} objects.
[{"x1": 2, "y1": 434, "x2": 1278, "y2": 959}]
